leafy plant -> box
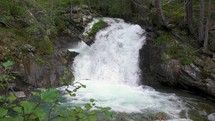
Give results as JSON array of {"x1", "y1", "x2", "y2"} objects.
[
  {"x1": 0, "y1": 68, "x2": 112, "y2": 121},
  {"x1": 0, "y1": 60, "x2": 15, "y2": 90},
  {"x1": 0, "y1": 87, "x2": 112, "y2": 121}
]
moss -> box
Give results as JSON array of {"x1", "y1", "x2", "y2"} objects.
[{"x1": 87, "y1": 19, "x2": 108, "y2": 37}]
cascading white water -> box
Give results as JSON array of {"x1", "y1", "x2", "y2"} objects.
[{"x1": 64, "y1": 18, "x2": 189, "y2": 120}]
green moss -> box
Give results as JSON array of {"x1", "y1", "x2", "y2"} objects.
[{"x1": 87, "y1": 19, "x2": 108, "y2": 37}]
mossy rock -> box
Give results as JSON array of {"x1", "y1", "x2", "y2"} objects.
[{"x1": 87, "y1": 19, "x2": 108, "y2": 37}]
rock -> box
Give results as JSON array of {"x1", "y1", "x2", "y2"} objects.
[
  {"x1": 87, "y1": 15, "x2": 93, "y2": 20},
  {"x1": 81, "y1": 5, "x2": 89, "y2": 9},
  {"x1": 82, "y1": 16, "x2": 88, "y2": 25},
  {"x1": 208, "y1": 113, "x2": 215, "y2": 121},
  {"x1": 14, "y1": 91, "x2": 26, "y2": 98},
  {"x1": 139, "y1": 29, "x2": 215, "y2": 98},
  {"x1": 73, "y1": 18, "x2": 81, "y2": 23},
  {"x1": 79, "y1": 34, "x2": 93, "y2": 45},
  {"x1": 155, "y1": 112, "x2": 170, "y2": 120},
  {"x1": 22, "y1": 44, "x2": 36, "y2": 52},
  {"x1": 17, "y1": 49, "x2": 73, "y2": 88},
  {"x1": 158, "y1": 58, "x2": 181, "y2": 86},
  {"x1": 73, "y1": 6, "x2": 81, "y2": 13}
]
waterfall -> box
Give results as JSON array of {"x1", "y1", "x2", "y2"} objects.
[{"x1": 65, "y1": 18, "x2": 188, "y2": 120}]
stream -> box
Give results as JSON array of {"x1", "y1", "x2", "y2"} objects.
[{"x1": 63, "y1": 18, "x2": 215, "y2": 121}]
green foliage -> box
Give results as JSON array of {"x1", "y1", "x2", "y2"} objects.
[
  {"x1": 87, "y1": 0, "x2": 132, "y2": 18},
  {"x1": 108, "y1": 0, "x2": 132, "y2": 17},
  {"x1": 155, "y1": 33, "x2": 173, "y2": 44},
  {"x1": 2, "y1": 60, "x2": 14, "y2": 69},
  {"x1": 0, "y1": 0, "x2": 27, "y2": 26},
  {"x1": 35, "y1": 58, "x2": 44, "y2": 65},
  {"x1": 164, "y1": 44, "x2": 195, "y2": 65},
  {"x1": 26, "y1": 23, "x2": 43, "y2": 35},
  {"x1": 161, "y1": 0, "x2": 185, "y2": 24},
  {"x1": 0, "y1": 60, "x2": 15, "y2": 90},
  {"x1": 87, "y1": 19, "x2": 108, "y2": 37},
  {"x1": 0, "y1": 87, "x2": 112, "y2": 121},
  {"x1": 40, "y1": 88, "x2": 60, "y2": 102},
  {"x1": 0, "y1": 68, "x2": 112, "y2": 121}
]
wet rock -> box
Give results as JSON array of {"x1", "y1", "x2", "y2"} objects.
[{"x1": 208, "y1": 113, "x2": 215, "y2": 121}]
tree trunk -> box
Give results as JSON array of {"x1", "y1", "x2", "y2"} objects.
[
  {"x1": 185, "y1": 0, "x2": 194, "y2": 34},
  {"x1": 198, "y1": 0, "x2": 205, "y2": 43},
  {"x1": 203, "y1": 0, "x2": 212, "y2": 52},
  {"x1": 155, "y1": 0, "x2": 166, "y2": 26}
]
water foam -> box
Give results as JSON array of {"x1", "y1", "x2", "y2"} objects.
[{"x1": 64, "y1": 18, "x2": 188, "y2": 119}]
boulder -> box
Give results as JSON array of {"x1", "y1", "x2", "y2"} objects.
[
  {"x1": 158, "y1": 58, "x2": 181, "y2": 86},
  {"x1": 17, "y1": 49, "x2": 73, "y2": 88}
]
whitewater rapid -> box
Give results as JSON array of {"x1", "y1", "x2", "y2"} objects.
[{"x1": 64, "y1": 18, "x2": 189, "y2": 120}]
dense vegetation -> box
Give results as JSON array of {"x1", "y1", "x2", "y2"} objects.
[{"x1": 0, "y1": 0, "x2": 215, "y2": 120}]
